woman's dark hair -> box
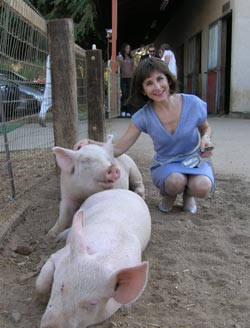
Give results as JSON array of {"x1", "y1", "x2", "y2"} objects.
[
  {"x1": 128, "y1": 57, "x2": 178, "y2": 108},
  {"x1": 160, "y1": 43, "x2": 171, "y2": 51},
  {"x1": 120, "y1": 43, "x2": 132, "y2": 58}
]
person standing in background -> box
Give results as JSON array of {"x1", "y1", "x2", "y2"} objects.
[
  {"x1": 159, "y1": 43, "x2": 177, "y2": 78},
  {"x1": 140, "y1": 44, "x2": 156, "y2": 61},
  {"x1": 117, "y1": 43, "x2": 135, "y2": 117}
]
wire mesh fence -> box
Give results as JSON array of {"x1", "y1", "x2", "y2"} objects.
[
  {"x1": 0, "y1": 0, "x2": 51, "y2": 217},
  {"x1": 75, "y1": 44, "x2": 88, "y2": 141},
  {"x1": 0, "y1": 0, "x2": 88, "y2": 222}
]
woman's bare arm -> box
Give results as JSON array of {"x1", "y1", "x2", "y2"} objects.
[
  {"x1": 164, "y1": 54, "x2": 170, "y2": 64},
  {"x1": 198, "y1": 121, "x2": 212, "y2": 138},
  {"x1": 113, "y1": 121, "x2": 141, "y2": 157},
  {"x1": 198, "y1": 121, "x2": 213, "y2": 156},
  {"x1": 73, "y1": 121, "x2": 141, "y2": 156}
]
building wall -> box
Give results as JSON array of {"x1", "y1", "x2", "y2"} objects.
[
  {"x1": 155, "y1": 0, "x2": 250, "y2": 115},
  {"x1": 230, "y1": 0, "x2": 250, "y2": 114}
]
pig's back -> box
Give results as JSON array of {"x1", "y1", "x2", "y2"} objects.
[{"x1": 81, "y1": 189, "x2": 151, "y2": 250}]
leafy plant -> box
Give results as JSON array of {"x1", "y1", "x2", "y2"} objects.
[{"x1": 28, "y1": 0, "x2": 106, "y2": 53}]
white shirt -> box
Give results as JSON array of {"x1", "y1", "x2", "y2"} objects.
[{"x1": 161, "y1": 50, "x2": 177, "y2": 77}]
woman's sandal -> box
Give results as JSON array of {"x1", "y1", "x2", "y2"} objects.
[
  {"x1": 158, "y1": 194, "x2": 177, "y2": 213},
  {"x1": 158, "y1": 202, "x2": 173, "y2": 213},
  {"x1": 183, "y1": 191, "x2": 197, "y2": 214}
]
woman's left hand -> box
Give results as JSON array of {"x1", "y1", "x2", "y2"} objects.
[
  {"x1": 200, "y1": 134, "x2": 214, "y2": 158},
  {"x1": 73, "y1": 139, "x2": 89, "y2": 150}
]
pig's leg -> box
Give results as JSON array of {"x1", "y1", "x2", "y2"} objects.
[
  {"x1": 36, "y1": 257, "x2": 55, "y2": 304},
  {"x1": 47, "y1": 198, "x2": 80, "y2": 238},
  {"x1": 128, "y1": 163, "x2": 145, "y2": 200}
]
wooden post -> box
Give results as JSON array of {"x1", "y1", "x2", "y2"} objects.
[
  {"x1": 47, "y1": 18, "x2": 78, "y2": 149},
  {"x1": 111, "y1": 0, "x2": 117, "y2": 72},
  {"x1": 86, "y1": 49, "x2": 105, "y2": 141}
]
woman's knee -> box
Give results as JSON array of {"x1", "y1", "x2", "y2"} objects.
[
  {"x1": 188, "y1": 176, "x2": 212, "y2": 198},
  {"x1": 164, "y1": 173, "x2": 187, "y2": 194}
]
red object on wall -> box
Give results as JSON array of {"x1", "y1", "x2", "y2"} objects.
[{"x1": 207, "y1": 70, "x2": 217, "y2": 113}]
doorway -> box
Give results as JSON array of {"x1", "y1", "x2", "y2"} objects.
[
  {"x1": 207, "y1": 13, "x2": 232, "y2": 114},
  {"x1": 175, "y1": 44, "x2": 184, "y2": 92},
  {"x1": 187, "y1": 32, "x2": 202, "y2": 98},
  {"x1": 207, "y1": 21, "x2": 221, "y2": 113},
  {"x1": 220, "y1": 13, "x2": 232, "y2": 115}
]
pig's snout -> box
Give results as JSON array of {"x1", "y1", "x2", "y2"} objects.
[
  {"x1": 106, "y1": 165, "x2": 120, "y2": 181},
  {"x1": 98, "y1": 165, "x2": 121, "y2": 189}
]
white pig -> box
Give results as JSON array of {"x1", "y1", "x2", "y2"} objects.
[
  {"x1": 36, "y1": 189, "x2": 151, "y2": 328},
  {"x1": 47, "y1": 135, "x2": 145, "y2": 237}
]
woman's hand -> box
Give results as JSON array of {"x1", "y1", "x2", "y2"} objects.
[
  {"x1": 73, "y1": 139, "x2": 89, "y2": 150},
  {"x1": 200, "y1": 134, "x2": 214, "y2": 158},
  {"x1": 73, "y1": 138, "x2": 104, "y2": 150}
]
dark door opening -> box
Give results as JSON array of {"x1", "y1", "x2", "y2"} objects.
[
  {"x1": 220, "y1": 13, "x2": 232, "y2": 115},
  {"x1": 176, "y1": 44, "x2": 184, "y2": 92},
  {"x1": 187, "y1": 32, "x2": 202, "y2": 97},
  {"x1": 224, "y1": 14, "x2": 232, "y2": 114}
]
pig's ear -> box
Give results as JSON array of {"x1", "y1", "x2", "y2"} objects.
[
  {"x1": 70, "y1": 209, "x2": 88, "y2": 255},
  {"x1": 52, "y1": 147, "x2": 76, "y2": 173},
  {"x1": 112, "y1": 262, "x2": 149, "y2": 304},
  {"x1": 103, "y1": 134, "x2": 114, "y2": 155}
]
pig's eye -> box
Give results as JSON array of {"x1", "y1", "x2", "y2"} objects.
[
  {"x1": 79, "y1": 300, "x2": 98, "y2": 310},
  {"x1": 87, "y1": 302, "x2": 98, "y2": 312},
  {"x1": 80, "y1": 157, "x2": 91, "y2": 164}
]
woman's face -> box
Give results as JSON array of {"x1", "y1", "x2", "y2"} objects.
[
  {"x1": 142, "y1": 70, "x2": 170, "y2": 102},
  {"x1": 125, "y1": 45, "x2": 131, "y2": 54}
]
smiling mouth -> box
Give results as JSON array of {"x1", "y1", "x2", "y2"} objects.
[{"x1": 155, "y1": 90, "x2": 164, "y2": 96}]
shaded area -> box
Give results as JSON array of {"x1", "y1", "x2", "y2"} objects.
[{"x1": 97, "y1": 0, "x2": 183, "y2": 50}]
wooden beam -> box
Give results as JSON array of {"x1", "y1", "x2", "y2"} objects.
[
  {"x1": 47, "y1": 18, "x2": 78, "y2": 149},
  {"x1": 111, "y1": 0, "x2": 117, "y2": 71},
  {"x1": 86, "y1": 49, "x2": 105, "y2": 141}
]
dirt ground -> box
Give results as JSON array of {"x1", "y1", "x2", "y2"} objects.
[{"x1": 0, "y1": 145, "x2": 250, "y2": 328}]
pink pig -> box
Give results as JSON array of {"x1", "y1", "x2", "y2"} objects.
[
  {"x1": 47, "y1": 135, "x2": 145, "y2": 237},
  {"x1": 36, "y1": 189, "x2": 151, "y2": 328}
]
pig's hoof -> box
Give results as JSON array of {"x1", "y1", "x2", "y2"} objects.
[{"x1": 135, "y1": 188, "x2": 145, "y2": 200}]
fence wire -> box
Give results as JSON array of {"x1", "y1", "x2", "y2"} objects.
[
  {"x1": 0, "y1": 1, "x2": 89, "y2": 223},
  {"x1": 0, "y1": 0, "x2": 53, "y2": 219},
  {"x1": 75, "y1": 44, "x2": 88, "y2": 138}
]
